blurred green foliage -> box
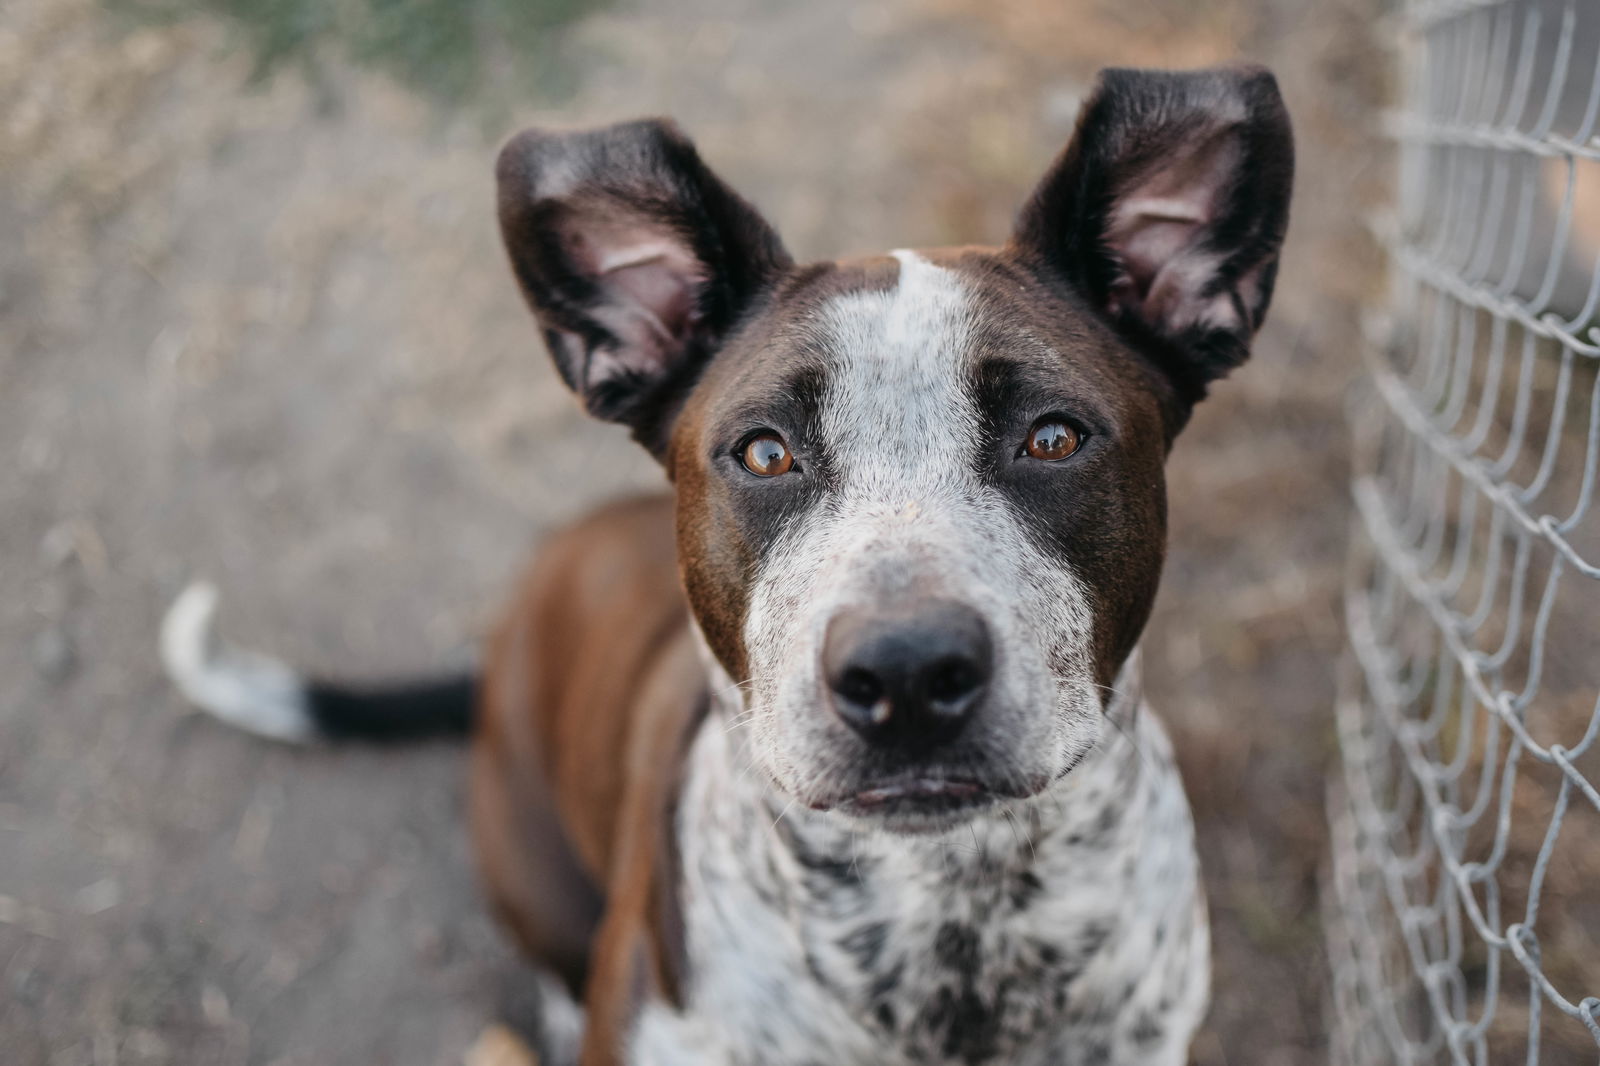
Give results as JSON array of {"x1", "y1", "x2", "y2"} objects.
[{"x1": 104, "y1": 0, "x2": 606, "y2": 106}]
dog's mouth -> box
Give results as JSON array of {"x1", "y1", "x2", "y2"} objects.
[
  {"x1": 823, "y1": 773, "x2": 1015, "y2": 832},
  {"x1": 853, "y1": 776, "x2": 985, "y2": 809}
]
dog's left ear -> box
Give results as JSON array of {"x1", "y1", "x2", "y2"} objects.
[{"x1": 1012, "y1": 65, "x2": 1293, "y2": 422}]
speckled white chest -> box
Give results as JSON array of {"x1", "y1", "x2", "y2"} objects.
[{"x1": 630, "y1": 668, "x2": 1209, "y2": 1066}]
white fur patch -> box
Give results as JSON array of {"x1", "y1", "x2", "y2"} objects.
[
  {"x1": 739, "y1": 250, "x2": 1101, "y2": 804},
  {"x1": 159, "y1": 582, "x2": 316, "y2": 743},
  {"x1": 632, "y1": 668, "x2": 1208, "y2": 1066}
]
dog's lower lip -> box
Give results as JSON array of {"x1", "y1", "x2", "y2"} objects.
[{"x1": 853, "y1": 778, "x2": 984, "y2": 807}]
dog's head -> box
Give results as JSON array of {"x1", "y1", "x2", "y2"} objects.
[{"x1": 498, "y1": 66, "x2": 1292, "y2": 833}]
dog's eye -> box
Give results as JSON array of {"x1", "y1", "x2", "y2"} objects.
[
  {"x1": 1023, "y1": 419, "x2": 1082, "y2": 462},
  {"x1": 740, "y1": 432, "x2": 795, "y2": 476}
]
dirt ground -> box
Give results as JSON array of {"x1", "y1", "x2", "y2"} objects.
[{"x1": 0, "y1": 0, "x2": 1385, "y2": 1063}]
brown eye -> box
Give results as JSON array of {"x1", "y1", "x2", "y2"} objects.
[
  {"x1": 740, "y1": 432, "x2": 794, "y2": 476},
  {"x1": 1024, "y1": 419, "x2": 1082, "y2": 462}
]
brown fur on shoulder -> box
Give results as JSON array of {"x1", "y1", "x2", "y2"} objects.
[{"x1": 471, "y1": 495, "x2": 704, "y2": 1064}]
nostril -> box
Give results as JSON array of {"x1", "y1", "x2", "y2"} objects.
[
  {"x1": 924, "y1": 656, "x2": 984, "y2": 708},
  {"x1": 837, "y1": 666, "x2": 884, "y2": 709}
]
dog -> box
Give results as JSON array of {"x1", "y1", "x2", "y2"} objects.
[{"x1": 161, "y1": 64, "x2": 1293, "y2": 1066}]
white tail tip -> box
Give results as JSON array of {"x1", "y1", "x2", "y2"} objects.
[{"x1": 159, "y1": 581, "x2": 316, "y2": 743}]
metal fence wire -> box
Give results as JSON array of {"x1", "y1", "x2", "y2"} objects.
[{"x1": 1327, "y1": 0, "x2": 1600, "y2": 1062}]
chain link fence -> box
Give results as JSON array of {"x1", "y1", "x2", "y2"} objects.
[{"x1": 1327, "y1": 0, "x2": 1600, "y2": 1062}]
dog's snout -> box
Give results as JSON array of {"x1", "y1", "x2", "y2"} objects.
[{"x1": 823, "y1": 600, "x2": 992, "y2": 750}]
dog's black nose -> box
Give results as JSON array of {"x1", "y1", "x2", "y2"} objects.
[{"x1": 823, "y1": 600, "x2": 992, "y2": 751}]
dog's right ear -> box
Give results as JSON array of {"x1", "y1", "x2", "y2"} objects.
[{"x1": 496, "y1": 119, "x2": 792, "y2": 445}]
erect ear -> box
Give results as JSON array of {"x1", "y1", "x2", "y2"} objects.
[
  {"x1": 1012, "y1": 65, "x2": 1293, "y2": 419},
  {"x1": 496, "y1": 119, "x2": 792, "y2": 445}
]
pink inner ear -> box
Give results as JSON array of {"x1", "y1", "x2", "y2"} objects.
[
  {"x1": 1104, "y1": 131, "x2": 1245, "y2": 335},
  {"x1": 562, "y1": 216, "x2": 707, "y2": 389},
  {"x1": 600, "y1": 247, "x2": 700, "y2": 341}
]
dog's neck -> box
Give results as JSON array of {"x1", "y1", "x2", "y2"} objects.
[{"x1": 633, "y1": 648, "x2": 1207, "y2": 1066}]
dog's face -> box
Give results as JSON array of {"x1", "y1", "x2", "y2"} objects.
[
  {"x1": 498, "y1": 67, "x2": 1293, "y2": 832},
  {"x1": 668, "y1": 249, "x2": 1173, "y2": 829}
]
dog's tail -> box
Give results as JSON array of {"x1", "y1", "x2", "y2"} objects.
[{"x1": 160, "y1": 582, "x2": 476, "y2": 743}]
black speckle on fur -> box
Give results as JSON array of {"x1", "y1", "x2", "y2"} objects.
[
  {"x1": 1010, "y1": 869, "x2": 1044, "y2": 911},
  {"x1": 1051, "y1": 951, "x2": 1089, "y2": 1008},
  {"x1": 922, "y1": 983, "x2": 1004, "y2": 1066},
  {"x1": 751, "y1": 849, "x2": 785, "y2": 910},
  {"x1": 869, "y1": 961, "x2": 904, "y2": 1008},
  {"x1": 775, "y1": 817, "x2": 866, "y2": 889},
  {"x1": 934, "y1": 923, "x2": 981, "y2": 972},
  {"x1": 840, "y1": 922, "x2": 889, "y2": 973},
  {"x1": 1079, "y1": 920, "x2": 1112, "y2": 958},
  {"x1": 1063, "y1": 984, "x2": 1122, "y2": 1029},
  {"x1": 1085, "y1": 802, "x2": 1122, "y2": 847},
  {"x1": 1131, "y1": 1010, "x2": 1165, "y2": 1048}
]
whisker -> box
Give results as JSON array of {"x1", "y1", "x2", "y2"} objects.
[
  {"x1": 1057, "y1": 678, "x2": 1125, "y2": 695},
  {"x1": 722, "y1": 710, "x2": 757, "y2": 734},
  {"x1": 708, "y1": 677, "x2": 756, "y2": 704},
  {"x1": 770, "y1": 796, "x2": 798, "y2": 832},
  {"x1": 1002, "y1": 804, "x2": 1037, "y2": 865},
  {"x1": 1102, "y1": 705, "x2": 1155, "y2": 774}
]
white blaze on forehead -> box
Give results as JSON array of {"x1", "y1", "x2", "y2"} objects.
[
  {"x1": 818, "y1": 250, "x2": 982, "y2": 490},
  {"x1": 736, "y1": 249, "x2": 1103, "y2": 800},
  {"x1": 744, "y1": 249, "x2": 992, "y2": 697}
]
